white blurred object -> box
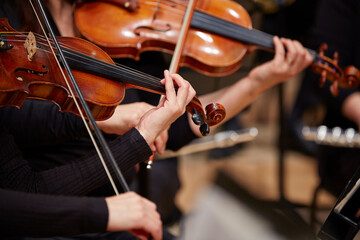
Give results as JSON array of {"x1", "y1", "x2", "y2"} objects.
[
  {"x1": 157, "y1": 128, "x2": 258, "y2": 159},
  {"x1": 302, "y1": 125, "x2": 360, "y2": 148}
]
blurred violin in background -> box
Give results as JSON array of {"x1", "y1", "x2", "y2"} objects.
[{"x1": 74, "y1": 0, "x2": 360, "y2": 96}]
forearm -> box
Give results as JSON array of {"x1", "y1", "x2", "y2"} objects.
[
  {"x1": 0, "y1": 128, "x2": 152, "y2": 195},
  {"x1": 189, "y1": 37, "x2": 312, "y2": 137},
  {"x1": 0, "y1": 188, "x2": 107, "y2": 237},
  {"x1": 190, "y1": 75, "x2": 267, "y2": 136}
]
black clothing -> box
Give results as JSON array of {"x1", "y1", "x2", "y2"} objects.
[
  {"x1": 311, "y1": 0, "x2": 360, "y2": 196},
  {"x1": 0, "y1": 106, "x2": 152, "y2": 195},
  {"x1": 0, "y1": 102, "x2": 152, "y2": 237},
  {"x1": 0, "y1": 0, "x2": 196, "y2": 232},
  {"x1": 289, "y1": 0, "x2": 360, "y2": 196},
  {"x1": 0, "y1": 189, "x2": 107, "y2": 237}
]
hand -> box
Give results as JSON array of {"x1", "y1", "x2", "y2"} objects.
[
  {"x1": 105, "y1": 192, "x2": 162, "y2": 240},
  {"x1": 136, "y1": 70, "x2": 196, "y2": 149},
  {"x1": 342, "y1": 92, "x2": 360, "y2": 129},
  {"x1": 95, "y1": 102, "x2": 154, "y2": 135},
  {"x1": 150, "y1": 129, "x2": 169, "y2": 154},
  {"x1": 248, "y1": 36, "x2": 313, "y2": 88}
]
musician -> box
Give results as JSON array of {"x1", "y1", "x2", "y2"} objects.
[
  {"x1": 288, "y1": 0, "x2": 360, "y2": 198},
  {"x1": 0, "y1": 2, "x2": 201, "y2": 239},
  {"x1": 0, "y1": 67, "x2": 196, "y2": 240},
  {"x1": 0, "y1": 0, "x2": 313, "y2": 231}
]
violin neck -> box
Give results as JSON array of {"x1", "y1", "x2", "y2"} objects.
[
  {"x1": 191, "y1": 11, "x2": 318, "y2": 60},
  {"x1": 63, "y1": 48, "x2": 166, "y2": 94}
]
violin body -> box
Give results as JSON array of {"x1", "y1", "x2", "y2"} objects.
[
  {"x1": 75, "y1": 0, "x2": 360, "y2": 94},
  {"x1": 0, "y1": 18, "x2": 125, "y2": 120},
  {"x1": 75, "y1": 0, "x2": 252, "y2": 76}
]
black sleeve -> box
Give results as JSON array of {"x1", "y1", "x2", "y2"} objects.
[
  {"x1": 0, "y1": 188, "x2": 108, "y2": 237},
  {"x1": 0, "y1": 126, "x2": 152, "y2": 195},
  {"x1": 0, "y1": 100, "x2": 88, "y2": 147},
  {"x1": 167, "y1": 114, "x2": 198, "y2": 151}
]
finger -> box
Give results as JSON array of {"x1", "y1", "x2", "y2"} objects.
[
  {"x1": 149, "y1": 143, "x2": 156, "y2": 152},
  {"x1": 154, "y1": 132, "x2": 167, "y2": 154},
  {"x1": 184, "y1": 84, "x2": 196, "y2": 106},
  {"x1": 157, "y1": 95, "x2": 167, "y2": 108},
  {"x1": 131, "y1": 229, "x2": 149, "y2": 240},
  {"x1": 292, "y1": 40, "x2": 303, "y2": 54},
  {"x1": 138, "y1": 194, "x2": 158, "y2": 210},
  {"x1": 163, "y1": 70, "x2": 176, "y2": 103},
  {"x1": 281, "y1": 38, "x2": 296, "y2": 65},
  {"x1": 291, "y1": 40, "x2": 307, "y2": 69},
  {"x1": 154, "y1": 137, "x2": 163, "y2": 154},
  {"x1": 131, "y1": 210, "x2": 162, "y2": 240},
  {"x1": 160, "y1": 131, "x2": 168, "y2": 153},
  {"x1": 170, "y1": 73, "x2": 191, "y2": 107},
  {"x1": 295, "y1": 40, "x2": 313, "y2": 66},
  {"x1": 272, "y1": 36, "x2": 285, "y2": 63},
  {"x1": 144, "y1": 214, "x2": 162, "y2": 240}
]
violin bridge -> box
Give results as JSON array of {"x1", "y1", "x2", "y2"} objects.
[{"x1": 24, "y1": 31, "x2": 36, "y2": 61}]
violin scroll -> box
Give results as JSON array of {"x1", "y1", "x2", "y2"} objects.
[
  {"x1": 187, "y1": 101, "x2": 225, "y2": 136},
  {"x1": 310, "y1": 43, "x2": 360, "y2": 96},
  {"x1": 205, "y1": 103, "x2": 226, "y2": 126},
  {"x1": 343, "y1": 65, "x2": 360, "y2": 88}
]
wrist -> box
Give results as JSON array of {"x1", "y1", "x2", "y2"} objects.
[{"x1": 135, "y1": 126, "x2": 155, "y2": 148}]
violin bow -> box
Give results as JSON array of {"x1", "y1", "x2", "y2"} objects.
[
  {"x1": 29, "y1": 0, "x2": 130, "y2": 194},
  {"x1": 168, "y1": 0, "x2": 197, "y2": 73},
  {"x1": 144, "y1": 0, "x2": 199, "y2": 169}
]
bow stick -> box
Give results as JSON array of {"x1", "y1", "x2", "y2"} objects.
[
  {"x1": 30, "y1": 0, "x2": 130, "y2": 194},
  {"x1": 145, "y1": 0, "x2": 200, "y2": 169}
]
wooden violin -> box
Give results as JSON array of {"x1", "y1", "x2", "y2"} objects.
[
  {"x1": 74, "y1": 0, "x2": 360, "y2": 96},
  {"x1": 0, "y1": 18, "x2": 225, "y2": 136}
]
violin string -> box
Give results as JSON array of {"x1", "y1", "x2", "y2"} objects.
[
  {"x1": 62, "y1": 48, "x2": 166, "y2": 89},
  {"x1": 132, "y1": 0, "x2": 188, "y2": 11},
  {"x1": 4, "y1": 32, "x2": 167, "y2": 85},
  {"x1": 7, "y1": 4, "x2": 276, "y2": 53},
  {"x1": 192, "y1": 11, "x2": 274, "y2": 42},
  {"x1": 2, "y1": 9, "x2": 294, "y2": 59},
  {"x1": 79, "y1": 1, "x2": 276, "y2": 47},
  {"x1": 3, "y1": 32, "x2": 108, "y2": 58},
  {"x1": 3, "y1": 35, "x2": 166, "y2": 90},
  {"x1": 135, "y1": 1, "x2": 187, "y2": 15},
  {"x1": 88, "y1": 0, "x2": 186, "y2": 16},
  {"x1": 5, "y1": 4, "x2": 290, "y2": 89},
  {"x1": 28, "y1": 0, "x2": 120, "y2": 194}
]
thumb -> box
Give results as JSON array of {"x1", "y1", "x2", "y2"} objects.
[{"x1": 149, "y1": 143, "x2": 156, "y2": 152}]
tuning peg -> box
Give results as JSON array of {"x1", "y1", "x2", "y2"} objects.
[
  {"x1": 191, "y1": 108, "x2": 204, "y2": 125},
  {"x1": 319, "y1": 69, "x2": 327, "y2": 87},
  {"x1": 344, "y1": 65, "x2": 360, "y2": 88},
  {"x1": 333, "y1": 51, "x2": 339, "y2": 65},
  {"x1": 318, "y1": 43, "x2": 328, "y2": 57},
  {"x1": 330, "y1": 81, "x2": 339, "y2": 96},
  {"x1": 200, "y1": 123, "x2": 210, "y2": 136}
]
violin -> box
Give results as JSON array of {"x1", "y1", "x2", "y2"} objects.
[
  {"x1": 74, "y1": 0, "x2": 360, "y2": 96},
  {"x1": 0, "y1": 18, "x2": 225, "y2": 136}
]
